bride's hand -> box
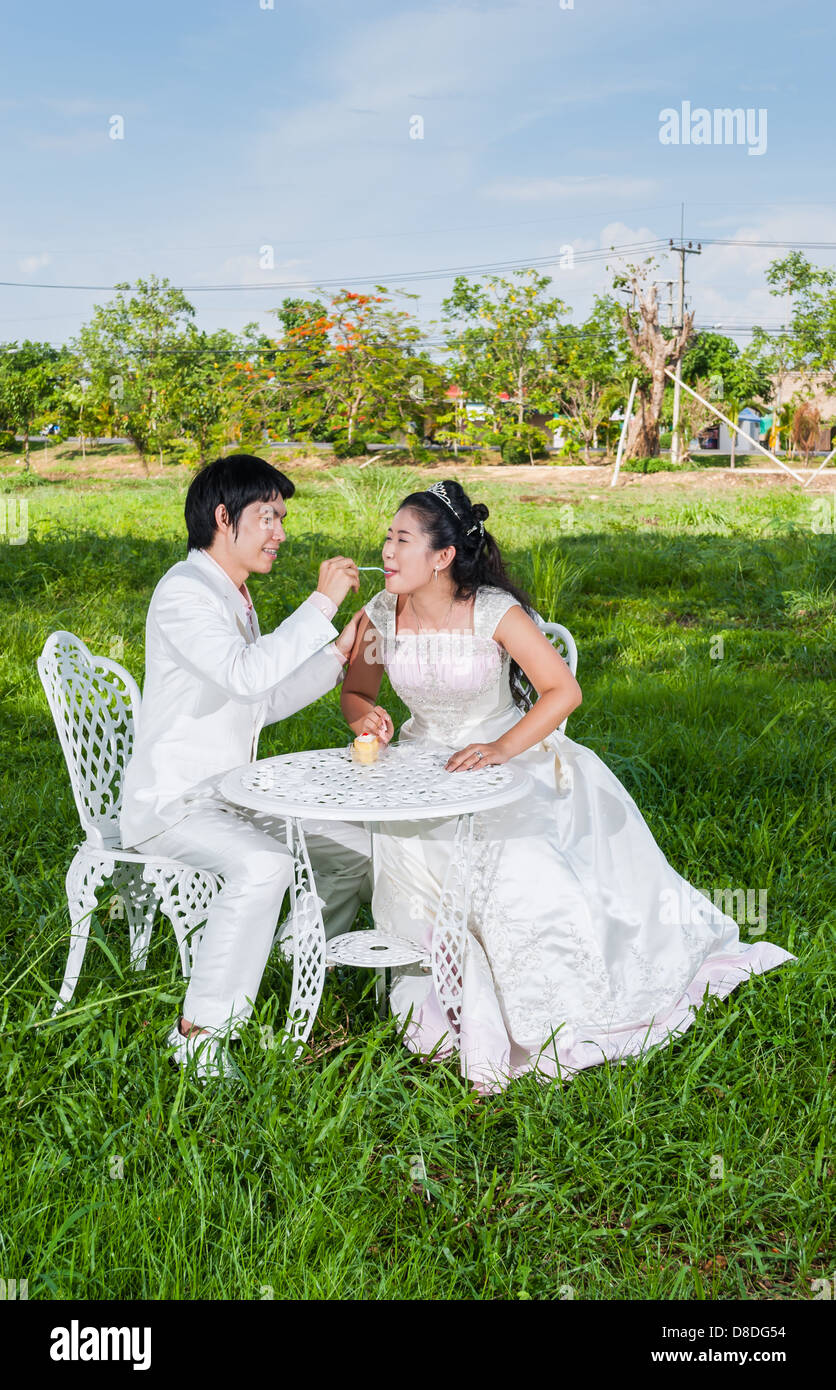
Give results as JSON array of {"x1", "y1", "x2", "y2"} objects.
[
  {"x1": 445, "y1": 741, "x2": 508, "y2": 772},
  {"x1": 360, "y1": 705, "x2": 394, "y2": 744}
]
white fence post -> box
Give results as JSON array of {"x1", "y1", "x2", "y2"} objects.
[
  {"x1": 610, "y1": 377, "x2": 638, "y2": 488},
  {"x1": 662, "y1": 369, "x2": 806, "y2": 484}
]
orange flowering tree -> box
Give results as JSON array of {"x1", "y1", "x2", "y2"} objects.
[
  {"x1": 223, "y1": 324, "x2": 284, "y2": 447},
  {"x1": 269, "y1": 287, "x2": 438, "y2": 450}
]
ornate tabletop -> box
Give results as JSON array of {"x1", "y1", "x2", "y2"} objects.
[{"x1": 220, "y1": 742, "x2": 533, "y2": 823}]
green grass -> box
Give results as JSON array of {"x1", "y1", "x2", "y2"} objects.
[{"x1": 0, "y1": 465, "x2": 834, "y2": 1300}]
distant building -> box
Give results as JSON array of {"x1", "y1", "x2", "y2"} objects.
[
  {"x1": 769, "y1": 371, "x2": 836, "y2": 450},
  {"x1": 695, "y1": 406, "x2": 762, "y2": 453}
]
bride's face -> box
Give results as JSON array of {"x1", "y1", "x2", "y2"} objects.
[{"x1": 382, "y1": 507, "x2": 449, "y2": 593}]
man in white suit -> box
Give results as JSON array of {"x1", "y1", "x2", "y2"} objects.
[{"x1": 120, "y1": 454, "x2": 373, "y2": 1078}]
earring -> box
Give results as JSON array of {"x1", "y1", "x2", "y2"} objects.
[{"x1": 433, "y1": 567, "x2": 438, "y2": 581}]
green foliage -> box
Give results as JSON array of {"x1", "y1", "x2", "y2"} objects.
[
  {"x1": 620, "y1": 455, "x2": 687, "y2": 474},
  {"x1": 498, "y1": 423, "x2": 551, "y2": 464},
  {"x1": 331, "y1": 433, "x2": 369, "y2": 458},
  {"x1": 754, "y1": 251, "x2": 836, "y2": 405},
  {"x1": 0, "y1": 340, "x2": 66, "y2": 465},
  {"x1": 266, "y1": 288, "x2": 436, "y2": 451},
  {"x1": 552, "y1": 295, "x2": 631, "y2": 460},
  {"x1": 441, "y1": 270, "x2": 569, "y2": 449},
  {"x1": 329, "y1": 464, "x2": 423, "y2": 544},
  {"x1": 74, "y1": 275, "x2": 197, "y2": 470}
]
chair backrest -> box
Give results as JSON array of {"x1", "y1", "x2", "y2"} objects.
[
  {"x1": 512, "y1": 615, "x2": 579, "y2": 736},
  {"x1": 37, "y1": 631, "x2": 141, "y2": 849}
]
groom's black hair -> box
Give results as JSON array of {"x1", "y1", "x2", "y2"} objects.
[{"x1": 185, "y1": 454, "x2": 295, "y2": 550}]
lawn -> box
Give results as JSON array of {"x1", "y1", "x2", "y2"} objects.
[{"x1": 0, "y1": 462, "x2": 833, "y2": 1300}]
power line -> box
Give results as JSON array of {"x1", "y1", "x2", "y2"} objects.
[
  {"x1": 3, "y1": 233, "x2": 835, "y2": 299},
  {"x1": 698, "y1": 237, "x2": 836, "y2": 251},
  {"x1": 0, "y1": 241, "x2": 672, "y2": 293}
]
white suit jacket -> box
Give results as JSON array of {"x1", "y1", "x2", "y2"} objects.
[{"x1": 120, "y1": 546, "x2": 344, "y2": 847}]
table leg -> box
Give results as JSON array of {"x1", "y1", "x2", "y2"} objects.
[
  {"x1": 282, "y1": 816, "x2": 327, "y2": 1056},
  {"x1": 431, "y1": 812, "x2": 475, "y2": 1045},
  {"x1": 368, "y1": 820, "x2": 388, "y2": 1021}
]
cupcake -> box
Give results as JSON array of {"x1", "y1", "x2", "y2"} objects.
[{"x1": 352, "y1": 732, "x2": 380, "y2": 765}]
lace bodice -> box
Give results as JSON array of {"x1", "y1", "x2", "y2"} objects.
[{"x1": 364, "y1": 586, "x2": 522, "y2": 746}]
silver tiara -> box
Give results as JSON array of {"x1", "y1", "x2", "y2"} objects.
[{"x1": 425, "y1": 481, "x2": 484, "y2": 537}]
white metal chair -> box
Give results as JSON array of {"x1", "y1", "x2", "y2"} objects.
[
  {"x1": 512, "y1": 616, "x2": 579, "y2": 733},
  {"x1": 37, "y1": 631, "x2": 221, "y2": 1016}
]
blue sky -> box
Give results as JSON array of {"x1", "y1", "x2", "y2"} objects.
[{"x1": 1, "y1": 0, "x2": 834, "y2": 350}]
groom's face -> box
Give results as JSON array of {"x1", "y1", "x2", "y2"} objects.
[{"x1": 222, "y1": 494, "x2": 287, "y2": 574}]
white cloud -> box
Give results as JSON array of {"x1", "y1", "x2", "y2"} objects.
[{"x1": 18, "y1": 252, "x2": 51, "y2": 274}]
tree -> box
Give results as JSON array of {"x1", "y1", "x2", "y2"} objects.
[
  {"x1": 0, "y1": 341, "x2": 63, "y2": 467},
  {"x1": 267, "y1": 287, "x2": 430, "y2": 451},
  {"x1": 752, "y1": 252, "x2": 836, "y2": 454},
  {"x1": 74, "y1": 275, "x2": 196, "y2": 474},
  {"x1": 762, "y1": 251, "x2": 836, "y2": 387},
  {"x1": 175, "y1": 328, "x2": 243, "y2": 465},
  {"x1": 612, "y1": 259, "x2": 694, "y2": 458},
  {"x1": 790, "y1": 401, "x2": 821, "y2": 462},
  {"x1": 441, "y1": 269, "x2": 569, "y2": 460},
  {"x1": 552, "y1": 296, "x2": 626, "y2": 462}
]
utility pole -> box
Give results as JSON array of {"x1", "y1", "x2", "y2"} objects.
[
  {"x1": 669, "y1": 204, "x2": 701, "y2": 464},
  {"x1": 653, "y1": 279, "x2": 675, "y2": 328}
]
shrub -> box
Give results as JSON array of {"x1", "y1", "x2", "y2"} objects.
[
  {"x1": 498, "y1": 424, "x2": 550, "y2": 465},
  {"x1": 331, "y1": 434, "x2": 368, "y2": 458},
  {"x1": 620, "y1": 455, "x2": 687, "y2": 474}
]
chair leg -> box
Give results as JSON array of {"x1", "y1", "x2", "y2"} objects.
[
  {"x1": 143, "y1": 864, "x2": 219, "y2": 981},
  {"x1": 53, "y1": 848, "x2": 111, "y2": 1015},
  {"x1": 111, "y1": 863, "x2": 158, "y2": 973}
]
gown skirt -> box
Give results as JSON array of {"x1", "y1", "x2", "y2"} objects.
[{"x1": 362, "y1": 586, "x2": 796, "y2": 1094}]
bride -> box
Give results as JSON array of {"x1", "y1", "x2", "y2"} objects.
[{"x1": 340, "y1": 479, "x2": 795, "y2": 1094}]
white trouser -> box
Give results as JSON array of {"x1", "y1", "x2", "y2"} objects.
[{"x1": 133, "y1": 800, "x2": 372, "y2": 1034}]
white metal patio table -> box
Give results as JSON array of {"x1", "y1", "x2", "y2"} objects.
[{"x1": 219, "y1": 743, "x2": 532, "y2": 1055}]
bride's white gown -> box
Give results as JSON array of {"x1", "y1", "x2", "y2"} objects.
[{"x1": 363, "y1": 586, "x2": 795, "y2": 1094}]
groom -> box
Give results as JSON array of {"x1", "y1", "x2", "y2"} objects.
[{"x1": 120, "y1": 453, "x2": 373, "y2": 1077}]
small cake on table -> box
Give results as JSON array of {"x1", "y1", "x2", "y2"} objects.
[{"x1": 352, "y1": 733, "x2": 380, "y2": 765}]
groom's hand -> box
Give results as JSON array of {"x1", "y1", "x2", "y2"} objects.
[
  {"x1": 334, "y1": 609, "x2": 365, "y2": 660},
  {"x1": 317, "y1": 556, "x2": 360, "y2": 606}
]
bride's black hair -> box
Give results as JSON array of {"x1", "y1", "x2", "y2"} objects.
[{"x1": 396, "y1": 478, "x2": 535, "y2": 707}]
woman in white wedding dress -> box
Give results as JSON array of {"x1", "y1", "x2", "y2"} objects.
[{"x1": 340, "y1": 479, "x2": 796, "y2": 1094}]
